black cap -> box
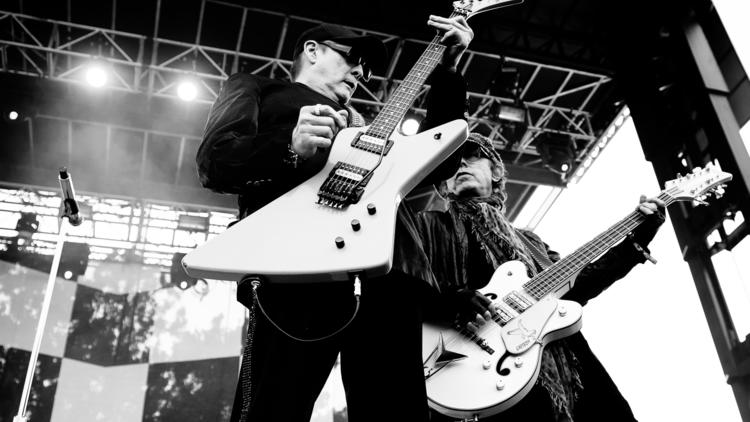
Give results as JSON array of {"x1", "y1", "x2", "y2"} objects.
[{"x1": 293, "y1": 23, "x2": 387, "y2": 74}]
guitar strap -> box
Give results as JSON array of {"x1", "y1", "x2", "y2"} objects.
[{"x1": 517, "y1": 231, "x2": 553, "y2": 271}]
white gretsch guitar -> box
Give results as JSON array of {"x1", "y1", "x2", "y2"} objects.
[
  {"x1": 181, "y1": 0, "x2": 523, "y2": 283},
  {"x1": 422, "y1": 161, "x2": 732, "y2": 420}
]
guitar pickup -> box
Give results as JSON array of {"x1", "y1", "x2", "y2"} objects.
[{"x1": 351, "y1": 132, "x2": 394, "y2": 155}]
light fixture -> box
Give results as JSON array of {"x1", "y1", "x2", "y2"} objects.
[
  {"x1": 15, "y1": 212, "x2": 39, "y2": 235},
  {"x1": 177, "y1": 214, "x2": 210, "y2": 232},
  {"x1": 8, "y1": 111, "x2": 19, "y2": 121},
  {"x1": 85, "y1": 64, "x2": 108, "y2": 88},
  {"x1": 170, "y1": 252, "x2": 202, "y2": 291},
  {"x1": 399, "y1": 114, "x2": 422, "y2": 136},
  {"x1": 538, "y1": 134, "x2": 575, "y2": 175},
  {"x1": 177, "y1": 80, "x2": 198, "y2": 102},
  {"x1": 58, "y1": 241, "x2": 91, "y2": 281},
  {"x1": 497, "y1": 103, "x2": 526, "y2": 124}
]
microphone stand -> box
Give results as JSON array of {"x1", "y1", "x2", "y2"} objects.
[{"x1": 13, "y1": 178, "x2": 78, "y2": 422}]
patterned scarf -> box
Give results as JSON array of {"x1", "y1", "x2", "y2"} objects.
[
  {"x1": 446, "y1": 133, "x2": 583, "y2": 421},
  {"x1": 449, "y1": 194, "x2": 583, "y2": 421}
]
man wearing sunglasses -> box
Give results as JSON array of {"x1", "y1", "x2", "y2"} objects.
[{"x1": 197, "y1": 15, "x2": 473, "y2": 422}]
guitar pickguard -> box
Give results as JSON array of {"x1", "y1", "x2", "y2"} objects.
[
  {"x1": 501, "y1": 296, "x2": 557, "y2": 354},
  {"x1": 423, "y1": 260, "x2": 583, "y2": 419}
]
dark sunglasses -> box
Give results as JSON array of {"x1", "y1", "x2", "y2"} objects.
[
  {"x1": 319, "y1": 40, "x2": 372, "y2": 82},
  {"x1": 460, "y1": 142, "x2": 485, "y2": 160}
]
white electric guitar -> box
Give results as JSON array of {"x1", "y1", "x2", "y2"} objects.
[
  {"x1": 423, "y1": 161, "x2": 732, "y2": 419},
  {"x1": 182, "y1": 0, "x2": 524, "y2": 283}
]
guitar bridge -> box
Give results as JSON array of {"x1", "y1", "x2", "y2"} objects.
[
  {"x1": 317, "y1": 162, "x2": 373, "y2": 208},
  {"x1": 454, "y1": 323, "x2": 495, "y2": 355}
]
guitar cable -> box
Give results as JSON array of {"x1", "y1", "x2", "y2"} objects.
[{"x1": 250, "y1": 276, "x2": 362, "y2": 342}]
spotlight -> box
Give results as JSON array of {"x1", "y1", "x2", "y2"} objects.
[
  {"x1": 400, "y1": 116, "x2": 421, "y2": 136},
  {"x1": 538, "y1": 134, "x2": 575, "y2": 175},
  {"x1": 85, "y1": 65, "x2": 108, "y2": 88},
  {"x1": 58, "y1": 241, "x2": 90, "y2": 281},
  {"x1": 497, "y1": 103, "x2": 527, "y2": 124},
  {"x1": 170, "y1": 252, "x2": 201, "y2": 291},
  {"x1": 177, "y1": 81, "x2": 198, "y2": 101},
  {"x1": 8, "y1": 111, "x2": 19, "y2": 121},
  {"x1": 177, "y1": 214, "x2": 209, "y2": 232},
  {"x1": 15, "y1": 212, "x2": 39, "y2": 235}
]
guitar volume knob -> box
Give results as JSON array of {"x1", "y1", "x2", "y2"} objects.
[
  {"x1": 335, "y1": 237, "x2": 345, "y2": 249},
  {"x1": 514, "y1": 357, "x2": 523, "y2": 368},
  {"x1": 496, "y1": 380, "x2": 505, "y2": 390},
  {"x1": 482, "y1": 360, "x2": 492, "y2": 370}
]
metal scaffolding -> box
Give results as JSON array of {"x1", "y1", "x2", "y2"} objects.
[{"x1": 0, "y1": 1, "x2": 614, "y2": 186}]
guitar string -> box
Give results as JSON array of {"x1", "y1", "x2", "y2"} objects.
[
  {"x1": 523, "y1": 190, "x2": 676, "y2": 298},
  {"x1": 426, "y1": 190, "x2": 674, "y2": 368},
  {"x1": 324, "y1": 39, "x2": 446, "y2": 203},
  {"x1": 329, "y1": 13, "x2": 457, "y2": 204},
  {"x1": 426, "y1": 175, "x2": 721, "y2": 372}
]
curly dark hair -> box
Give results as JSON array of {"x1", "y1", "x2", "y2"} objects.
[{"x1": 465, "y1": 132, "x2": 508, "y2": 208}]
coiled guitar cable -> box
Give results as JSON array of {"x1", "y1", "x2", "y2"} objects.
[{"x1": 250, "y1": 276, "x2": 362, "y2": 342}]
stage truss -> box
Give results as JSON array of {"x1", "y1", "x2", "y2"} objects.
[{"x1": 0, "y1": 2, "x2": 618, "y2": 187}]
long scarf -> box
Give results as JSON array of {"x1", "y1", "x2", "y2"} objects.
[{"x1": 448, "y1": 194, "x2": 583, "y2": 421}]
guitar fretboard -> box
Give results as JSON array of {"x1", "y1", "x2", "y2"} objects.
[
  {"x1": 522, "y1": 191, "x2": 675, "y2": 299},
  {"x1": 364, "y1": 13, "x2": 460, "y2": 140}
]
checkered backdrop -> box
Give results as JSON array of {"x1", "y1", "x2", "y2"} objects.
[{"x1": 0, "y1": 257, "x2": 346, "y2": 421}]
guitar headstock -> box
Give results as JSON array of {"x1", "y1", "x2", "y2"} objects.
[
  {"x1": 664, "y1": 160, "x2": 733, "y2": 205},
  {"x1": 453, "y1": 0, "x2": 524, "y2": 19}
]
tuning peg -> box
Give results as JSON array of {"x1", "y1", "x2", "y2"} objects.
[{"x1": 693, "y1": 199, "x2": 709, "y2": 206}]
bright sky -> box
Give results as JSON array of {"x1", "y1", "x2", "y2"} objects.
[
  {"x1": 530, "y1": 2, "x2": 750, "y2": 418},
  {"x1": 534, "y1": 119, "x2": 743, "y2": 422}
]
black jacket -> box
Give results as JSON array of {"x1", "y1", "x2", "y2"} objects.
[
  {"x1": 197, "y1": 66, "x2": 468, "y2": 218},
  {"x1": 197, "y1": 66, "x2": 469, "y2": 297}
]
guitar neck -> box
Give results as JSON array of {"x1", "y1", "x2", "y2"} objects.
[
  {"x1": 523, "y1": 191, "x2": 673, "y2": 299},
  {"x1": 364, "y1": 13, "x2": 461, "y2": 139}
]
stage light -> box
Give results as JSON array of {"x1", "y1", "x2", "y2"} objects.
[
  {"x1": 177, "y1": 214, "x2": 209, "y2": 232},
  {"x1": 58, "y1": 242, "x2": 90, "y2": 281},
  {"x1": 171, "y1": 252, "x2": 201, "y2": 291},
  {"x1": 15, "y1": 212, "x2": 39, "y2": 234},
  {"x1": 497, "y1": 103, "x2": 526, "y2": 124},
  {"x1": 85, "y1": 65, "x2": 108, "y2": 88},
  {"x1": 538, "y1": 134, "x2": 575, "y2": 175},
  {"x1": 177, "y1": 81, "x2": 198, "y2": 101},
  {"x1": 8, "y1": 111, "x2": 19, "y2": 120},
  {"x1": 400, "y1": 116, "x2": 421, "y2": 136}
]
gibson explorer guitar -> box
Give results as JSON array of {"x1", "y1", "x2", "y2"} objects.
[
  {"x1": 423, "y1": 161, "x2": 732, "y2": 419},
  {"x1": 182, "y1": 0, "x2": 523, "y2": 283}
]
